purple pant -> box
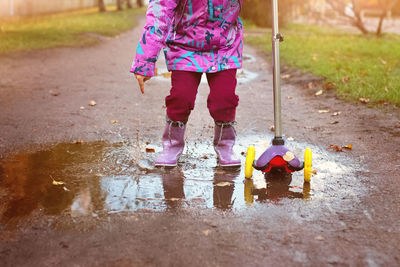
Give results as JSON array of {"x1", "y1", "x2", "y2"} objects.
[{"x1": 165, "y1": 69, "x2": 239, "y2": 122}]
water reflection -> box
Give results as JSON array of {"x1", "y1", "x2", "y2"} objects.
[
  {"x1": 213, "y1": 169, "x2": 239, "y2": 210},
  {"x1": 244, "y1": 171, "x2": 311, "y2": 205},
  {"x1": 0, "y1": 141, "x2": 318, "y2": 227}
]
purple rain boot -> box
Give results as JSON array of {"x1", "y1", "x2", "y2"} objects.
[
  {"x1": 214, "y1": 121, "x2": 241, "y2": 167},
  {"x1": 155, "y1": 118, "x2": 186, "y2": 167}
]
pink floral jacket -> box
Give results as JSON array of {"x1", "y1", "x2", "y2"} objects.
[{"x1": 131, "y1": 0, "x2": 243, "y2": 77}]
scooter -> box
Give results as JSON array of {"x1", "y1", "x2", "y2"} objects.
[{"x1": 245, "y1": 0, "x2": 312, "y2": 182}]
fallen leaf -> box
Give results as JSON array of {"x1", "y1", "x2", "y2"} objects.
[
  {"x1": 379, "y1": 58, "x2": 387, "y2": 65},
  {"x1": 342, "y1": 144, "x2": 352, "y2": 150},
  {"x1": 145, "y1": 148, "x2": 155, "y2": 153},
  {"x1": 110, "y1": 120, "x2": 118, "y2": 124},
  {"x1": 328, "y1": 144, "x2": 343, "y2": 152},
  {"x1": 202, "y1": 230, "x2": 211, "y2": 236},
  {"x1": 89, "y1": 100, "x2": 96, "y2": 106},
  {"x1": 332, "y1": 111, "x2": 341, "y2": 116},
  {"x1": 202, "y1": 154, "x2": 209, "y2": 159},
  {"x1": 330, "y1": 121, "x2": 339, "y2": 124},
  {"x1": 329, "y1": 57, "x2": 335, "y2": 62},
  {"x1": 287, "y1": 96, "x2": 293, "y2": 99},
  {"x1": 334, "y1": 50, "x2": 339, "y2": 55},
  {"x1": 360, "y1": 71, "x2": 367, "y2": 76},
  {"x1": 307, "y1": 82, "x2": 314, "y2": 89},
  {"x1": 282, "y1": 74, "x2": 291, "y2": 79},
  {"x1": 50, "y1": 175, "x2": 65, "y2": 186},
  {"x1": 269, "y1": 125, "x2": 275, "y2": 132},
  {"x1": 315, "y1": 90, "x2": 324, "y2": 96},
  {"x1": 215, "y1": 182, "x2": 232, "y2": 187},
  {"x1": 80, "y1": 106, "x2": 85, "y2": 110},
  {"x1": 291, "y1": 185, "x2": 301, "y2": 189},
  {"x1": 315, "y1": 235, "x2": 325, "y2": 241},
  {"x1": 53, "y1": 180, "x2": 65, "y2": 185},
  {"x1": 49, "y1": 90, "x2": 60, "y2": 96},
  {"x1": 161, "y1": 72, "x2": 172, "y2": 78},
  {"x1": 318, "y1": 109, "x2": 330, "y2": 114},
  {"x1": 323, "y1": 82, "x2": 335, "y2": 90},
  {"x1": 359, "y1": 97, "x2": 370, "y2": 104},
  {"x1": 312, "y1": 170, "x2": 318, "y2": 175},
  {"x1": 287, "y1": 137, "x2": 294, "y2": 141},
  {"x1": 63, "y1": 186, "x2": 70, "y2": 192},
  {"x1": 312, "y1": 55, "x2": 318, "y2": 61},
  {"x1": 342, "y1": 77, "x2": 350, "y2": 83},
  {"x1": 73, "y1": 140, "x2": 84, "y2": 144}
]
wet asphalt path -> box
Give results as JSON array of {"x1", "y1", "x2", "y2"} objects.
[{"x1": 0, "y1": 16, "x2": 400, "y2": 266}]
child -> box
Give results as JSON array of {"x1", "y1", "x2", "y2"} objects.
[{"x1": 131, "y1": 0, "x2": 244, "y2": 167}]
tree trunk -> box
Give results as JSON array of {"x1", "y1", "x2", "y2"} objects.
[
  {"x1": 126, "y1": 0, "x2": 133, "y2": 9},
  {"x1": 137, "y1": 0, "x2": 144, "y2": 8},
  {"x1": 98, "y1": 0, "x2": 106, "y2": 12},
  {"x1": 117, "y1": 0, "x2": 123, "y2": 11},
  {"x1": 376, "y1": 11, "x2": 386, "y2": 36}
]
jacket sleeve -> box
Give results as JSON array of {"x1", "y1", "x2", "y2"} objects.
[{"x1": 130, "y1": 0, "x2": 179, "y2": 77}]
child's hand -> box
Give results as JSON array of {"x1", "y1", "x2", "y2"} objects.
[{"x1": 134, "y1": 74, "x2": 151, "y2": 94}]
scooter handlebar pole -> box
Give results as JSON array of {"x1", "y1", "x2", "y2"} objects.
[{"x1": 272, "y1": 0, "x2": 283, "y2": 140}]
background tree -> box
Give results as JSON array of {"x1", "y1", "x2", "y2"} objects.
[
  {"x1": 126, "y1": 0, "x2": 133, "y2": 9},
  {"x1": 326, "y1": 0, "x2": 399, "y2": 36},
  {"x1": 241, "y1": 0, "x2": 307, "y2": 27},
  {"x1": 136, "y1": 0, "x2": 144, "y2": 8},
  {"x1": 98, "y1": 0, "x2": 106, "y2": 12},
  {"x1": 117, "y1": 0, "x2": 123, "y2": 11},
  {"x1": 376, "y1": 0, "x2": 399, "y2": 36}
]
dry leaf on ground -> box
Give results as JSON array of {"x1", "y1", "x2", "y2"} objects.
[
  {"x1": 203, "y1": 230, "x2": 211, "y2": 236},
  {"x1": 215, "y1": 182, "x2": 232, "y2": 187},
  {"x1": 328, "y1": 144, "x2": 343, "y2": 152},
  {"x1": 161, "y1": 72, "x2": 172, "y2": 78},
  {"x1": 315, "y1": 90, "x2": 324, "y2": 96},
  {"x1": 359, "y1": 98, "x2": 370, "y2": 104},
  {"x1": 50, "y1": 175, "x2": 65, "y2": 186},
  {"x1": 145, "y1": 148, "x2": 155, "y2": 153},
  {"x1": 342, "y1": 144, "x2": 353, "y2": 150},
  {"x1": 323, "y1": 82, "x2": 335, "y2": 90}
]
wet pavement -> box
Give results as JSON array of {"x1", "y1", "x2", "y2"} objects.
[{"x1": 1, "y1": 15, "x2": 400, "y2": 266}]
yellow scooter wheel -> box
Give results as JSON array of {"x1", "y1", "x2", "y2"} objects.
[
  {"x1": 245, "y1": 145, "x2": 255, "y2": 179},
  {"x1": 304, "y1": 147, "x2": 312, "y2": 183}
]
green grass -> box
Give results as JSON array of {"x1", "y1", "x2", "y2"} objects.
[
  {"x1": 245, "y1": 22, "x2": 400, "y2": 106},
  {"x1": 0, "y1": 6, "x2": 145, "y2": 54}
]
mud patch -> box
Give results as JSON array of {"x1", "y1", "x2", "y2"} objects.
[{"x1": 0, "y1": 136, "x2": 368, "y2": 227}]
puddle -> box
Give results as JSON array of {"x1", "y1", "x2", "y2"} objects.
[{"x1": 0, "y1": 135, "x2": 367, "y2": 226}]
